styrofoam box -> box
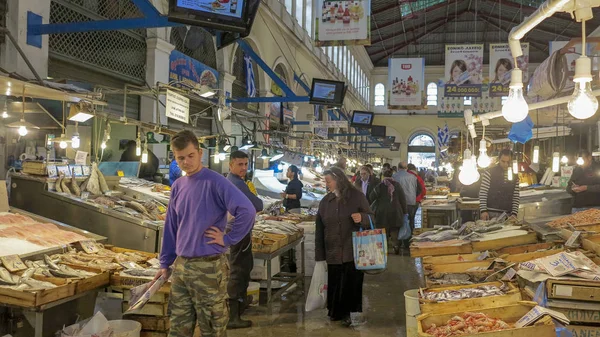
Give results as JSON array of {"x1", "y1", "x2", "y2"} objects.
[{"x1": 250, "y1": 257, "x2": 280, "y2": 280}]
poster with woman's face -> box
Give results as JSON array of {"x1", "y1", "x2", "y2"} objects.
[
  {"x1": 488, "y1": 43, "x2": 529, "y2": 97},
  {"x1": 444, "y1": 44, "x2": 484, "y2": 97}
]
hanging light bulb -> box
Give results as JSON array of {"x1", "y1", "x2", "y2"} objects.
[
  {"x1": 100, "y1": 141, "x2": 107, "y2": 149},
  {"x1": 71, "y1": 134, "x2": 80, "y2": 149},
  {"x1": 18, "y1": 125, "x2": 28, "y2": 136},
  {"x1": 477, "y1": 139, "x2": 490, "y2": 168},
  {"x1": 2, "y1": 101, "x2": 7, "y2": 119},
  {"x1": 502, "y1": 69, "x2": 529, "y2": 123},
  {"x1": 214, "y1": 145, "x2": 220, "y2": 164},
  {"x1": 59, "y1": 133, "x2": 68, "y2": 149},
  {"x1": 141, "y1": 144, "x2": 149, "y2": 164},
  {"x1": 532, "y1": 146, "x2": 540, "y2": 164},
  {"x1": 577, "y1": 156, "x2": 584, "y2": 165},
  {"x1": 135, "y1": 132, "x2": 142, "y2": 156},
  {"x1": 507, "y1": 167, "x2": 513, "y2": 181},
  {"x1": 512, "y1": 160, "x2": 518, "y2": 174},
  {"x1": 568, "y1": 21, "x2": 598, "y2": 120},
  {"x1": 459, "y1": 149, "x2": 479, "y2": 186},
  {"x1": 561, "y1": 155, "x2": 568, "y2": 164},
  {"x1": 552, "y1": 152, "x2": 560, "y2": 173}
]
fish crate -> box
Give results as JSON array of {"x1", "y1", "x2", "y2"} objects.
[
  {"x1": 471, "y1": 232, "x2": 539, "y2": 252},
  {"x1": 546, "y1": 279, "x2": 600, "y2": 303},
  {"x1": 110, "y1": 273, "x2": 171, "y2": 293},
  {"x1": 567, "y1": 325, "x2": 600, "y2": 336},
  {"x1": 426, "y1": 260, "x2": 498, "y2": 274},
  {"x1": 410, "y1": 242, "x2": 473, "y2": 258},
  {"x1": 0, "y1": 277, "x2": 75, "y2": 307},
  {"x1": 22, "y1": 161, "x2": 47, "y2": 176},
  {"x1": 495, "y1": 242, "x2": 558, "y2": 255},
  {"x1": 123, "y1": 289, "x2": 169, "y2": 303},
  {"x1": 122, "y1": 301, "x2": 168, "y2": 316},
  {"x1": 109, "y1": 246, "x2": 158, "y2": 261},
  {"x1": 425, "y1": 270, "x2": 495, "y2": 289},
  {"x1": 423, "y1": 253, "x2": 485, "y2": 266},
  {"x1": 75, "y1": 271, "x2": 110, "y2": 294},
  {"x1": 547, "y1": 299, "x2": 600, "y2": 324},
  {"x1": 419, "y1": 281, "x2": 522, "y2": 315},
  {"x1": 417, "y1": 302, "x2": 556, "y2": 337},
  {"x1": 502, "y1": 248, "x2": 565, "y2": 263},
  {"x1": 125, "y1": 315, "x2": 170, "y2": 332},
  {"x1": 252, "y1": 235, "x2": 283, "y2": 253}
]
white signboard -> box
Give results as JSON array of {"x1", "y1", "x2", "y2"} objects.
[
  {"x1": 315, "y1": 0, "x2": 371, "y2": 46},
  {"x1": 165, "y1": 89, "x2": 190, "y2": 124},
  {"x1": 444, "y1": 44, "x2": 484, "y2": 97},
  {"x1": 388, "y1": 58, "x2": 425, "y2": 107},
  {"x1": 488, "y1": 43, "x2": 529, "y2": 97}
]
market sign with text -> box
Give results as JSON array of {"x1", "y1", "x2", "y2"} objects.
[
  {"x1": 388, "y1": 58, "x2": 425, "y2": 109},
  {"x1": 169, "y1": 50, "x2": 219, "y2": 94},
  {"x1": 315, "y1": 0, "x2": 371, "y2": 46},
  {"x1": 444, "y1": 44, "x2": 484, "y2": 97},
  {"x1": 488, "y1": 43, "x2": 529, "y2": 97}
]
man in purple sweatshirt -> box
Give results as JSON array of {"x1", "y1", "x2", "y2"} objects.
[{"x1": 155, "y1": 130, "x2": 256, "y2": 337}]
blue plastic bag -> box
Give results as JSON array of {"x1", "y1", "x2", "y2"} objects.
[
  {"x1": 398, "y1": 214, "x2": 411, "y2": 241},
  {"x1": 352, "y1": 215, "x2": 387, "y2": 271},
  {"x1": 508, "y1": 115, "x2": 534, "y2": 144}
]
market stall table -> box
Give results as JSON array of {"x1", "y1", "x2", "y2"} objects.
[
  {"x1": 253, "y1": 236, "x2": 305, "y2": 314},
  {"x1": 421, "y1": 201, "x2": 458, "y2": 228}
]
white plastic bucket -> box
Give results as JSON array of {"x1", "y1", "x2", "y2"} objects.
[
  {"x1": 247, "y1": 281, "x2": 260, "y2": 306},
  {"x1": 404, "y1": 289, "x2": 421, "y2": 337},
  {"x1": 107, "y1": 320, "x2": 141, "y2": 337}
]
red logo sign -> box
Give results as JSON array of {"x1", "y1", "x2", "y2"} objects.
[{"x1": 401, "y1": 64, "x2": 412, "y2": 70}]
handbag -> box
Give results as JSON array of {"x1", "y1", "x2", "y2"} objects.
[
  {"x1": 397, "y1": 214, "x2": 412, "y2": 241},
  {"x1": 352, "y1": 215, "x2": 387, "y2": 272}
]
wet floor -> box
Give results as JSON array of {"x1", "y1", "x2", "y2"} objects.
[{"x1": 229, "y1": 251, "x2": 425, "y2": 337}]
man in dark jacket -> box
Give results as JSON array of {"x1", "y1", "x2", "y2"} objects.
[
  {"x1": 567, "y1": 150, "x2": 600, "y2": 213},
  {"x1": 354, "y1": 165, "x2": 380, "y2": 204},
  {"x1": 227, "y1": 151, "x2": 263, "y2": 329},
  {"x1": 120, "y1": 140, "x2": 160, "y2": 180},
  {"x1": 479, "y1": 149, "x2": 520, "y2": 220}
]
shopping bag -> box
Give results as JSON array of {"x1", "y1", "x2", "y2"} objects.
[
  {"x1": 352, "y1": 215, "x2": 387, "y2": 271},
  {"x1": 305, "y1": 261, "x2": 328, "y2": 312},
  {"x1": 397, "y1": 214, "x2": 411, "y2": 241}
]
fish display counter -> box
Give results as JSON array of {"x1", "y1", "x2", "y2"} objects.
[
  {"x1": 9, "y1": 173, "x2": 165, "y2": 253},
  {"x1": 252, "y1": 169, "x2": 325, "y2": 209}
]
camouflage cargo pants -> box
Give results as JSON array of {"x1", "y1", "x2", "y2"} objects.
[{"x1": 168, "y1": 254, "x2": 230, "y2": 337}]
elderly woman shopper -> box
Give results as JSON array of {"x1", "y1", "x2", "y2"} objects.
[
  {"x1": 315, "y1": 166, "x2": 373, "y2": 326},
  {"x1": 370, "y1": 169, "x2": 407, "y2": 255}
]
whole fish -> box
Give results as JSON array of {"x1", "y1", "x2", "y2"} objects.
[
  {"x1": 20, "y1": 268, "x2": 36, "y2": 281},
  {"x1": 55, "y1": 175, "x2": 63, "y2": 193},
  {"x1": 49, "y1": 268, "x2": 82, "y2": 279},
  {"x1": 71, "y1": 169, "x2": 81, "y2": 196},
  {"x1": 0, "y1": 267, "x2": 15, "y2": 284},
  {"x1": 125, "y1": 200, "x2": 149, "y2": 214},
  {"x1": 79, "y1": 176, "x2": 90, "y2": 193},
  {"x1": 61, "y1": 176, "x2": 72, "y2": 195},
  {"x1": 121, "y1": 268, "x2": 158, "y2": 277},
  {"x1": 96, "y1": 164, "x2": 110, "y2": 193},
  {"x1": 22, "y1": 278, "x2": 56, "y2": 290},
  {"x1": 44, "y1": 255, "x2": 60, "y2": 270}
]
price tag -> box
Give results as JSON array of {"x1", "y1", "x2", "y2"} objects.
[
  {"x1": 1, "y1": 254, "x2": 27, "y2": 272},
  {"x1": 79, "y1": 240, "x2": 100, "y2": 254},
  {"x1": 565, "y1": 231, "x2": 582, "y2": 247},
  {"x1": 501, "y1": 268, "x2": 517, "y2": 281},
  {"x1": 117, "y1": 170, "x2": 125, "y2": 177},
  {"x1": 47, "y1": 165, "x2": 58, "y2": 178}
]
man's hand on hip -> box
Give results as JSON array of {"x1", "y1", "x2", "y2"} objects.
[{"x1": 206, "y1": 226, "x2": 225, "y2": 246}]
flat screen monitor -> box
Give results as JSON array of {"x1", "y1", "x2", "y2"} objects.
[
  {"x1": 370, "y1": 125, "x2": 386, "y2": 138},
  {"x1": 383, "y1": 136, "x2": 396, "y2": 146},
  {"x1": 214, "y1": 0, "x2": 260, "y2": 49},
  {"x1": 169, "y1": 0, "x2": 260, "y2": 34},
  {"x1": 350, "y1": 111, "x2": 374, "y2": 128},
  {"x1": 390, "y1": 142, "x2": 400, "y2": 151},
  {"x1": 309, "y1": 79, "x2": 346, "y2": 106}
]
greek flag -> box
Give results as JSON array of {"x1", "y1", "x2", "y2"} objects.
[
  {"x1": 244, "y1": 54, "x2": 257, "y2": 98},
  {"x1": 438, "y1": 123, "x2": 450, "y2": 160}
]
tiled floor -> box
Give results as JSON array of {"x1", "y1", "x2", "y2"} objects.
[{"x1": 228, "y1": 253, "x2": 425, "y2": 337}]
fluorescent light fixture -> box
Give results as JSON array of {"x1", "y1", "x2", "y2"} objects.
[{"x1": 68, "y1": 103, "x2": 95, "y2": 122}]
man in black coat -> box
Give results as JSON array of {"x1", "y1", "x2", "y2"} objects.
[{"x1": 354, "y1": 165, "x2": 380, "y2": 204}]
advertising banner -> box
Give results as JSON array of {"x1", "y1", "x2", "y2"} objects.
[
  {"x1": 388, "y1": 58, "x2": 425, "y2": 108},
  {"x1": 169, "y1": 50, "x2": 219, "y2": 94},
  {"x1": 488, "y1": 43, "x2": 529, "y2": 97},
  {"x1": 444, "y1": 44, "x2": 484, "y2": 97},
  {"x1": 315, "y1": 0, "x2": 371, "y2": 46}
]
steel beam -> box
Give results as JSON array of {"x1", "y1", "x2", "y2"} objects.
[
  {"x1": 28, "y1": 14, "x2": 181, "y2": 35},
  {"x1": 227, "y1": 96, "x2": 310, "y2": 103}
]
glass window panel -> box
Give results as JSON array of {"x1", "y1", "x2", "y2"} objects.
[
  {"x1": 306, "y1": 0, "x2": 313, "y2": 36},
  {"x1": 374, "y1": 83, "x2": 385, "y2": 106},
  {"x1": 295, "y1": 0, "x2": 304, "y2": 26},
  {"x1": 285, "y1": 0, "x2": 293, "y2": 14}
]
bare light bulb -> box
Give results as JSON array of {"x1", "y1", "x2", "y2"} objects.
[
  {"x1": 577, "y1": 156, "x2": 584, "y2": 165},
  {"x1": 100, "y1": 141, "x2": 107, "y2": 149},
  {"x1": 141, "y1": 149, "x2": 148, "y2": 164},
  {"x1": 512, "y1": 160, "x2": 518, "y2": 174},
  {"x1": 552, "y1": 152, "x2": 560, "y2": 173},
  {"x1": 568, "y1": 56, "x2": 598, "y2": 120},
  {"x1": 561, "y1": 155, "x2": 568, "y2": 164},
  {"x1": 59, "y1": 140, "x2": 68, "y2": 149},
  {"x1": 533, "y1": 146, "x2": 539, "y2": 164},
  {"x1": 1, "y1": 111, "x2": 7, "y2": 119},
  {"x1": 502, "y1": 69, "x2": 529, "y2": 123},
  {"x1": 135, "y1": 134, "x2": 141, "y2": 156},
  {"x1": 477, "y1": 139, "x2": 490, "y2": 168},
  {"x1": 459, "y1": 149, "x2": 479, "y2": 186},
  {"x1": 71, "y1": 135, "x2": 80, "y2": 149},
  {"x1": 18, "y1": 126, "x2": 27, "y2": 136}
]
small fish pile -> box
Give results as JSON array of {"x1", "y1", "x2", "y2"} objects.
[
  {"x1": 40, "y1": 255, "x2": 97, "y2": 278},
  {"x1": 413, "y1": 216, "x2": 518, "y2": 244},
  {"x1": 53, "y1": 247, "x2": 148, "y2": 271},
  {"x1": 87, "y1": 195, "x2": 166, "y2": 221},
  {"x1": 546, "y1": 208, "x2": 600, "y2": 228},
  {"x1": 55, "y1": 163, "x2": 109, "y2": 196},
  {"x1": 120, "y1": 268, "x2": 159, "y2": 279},
  {"x1": 425, "y1": 312, "x2": 512, "y2": 337},
  {"x1": 0, "y1": 266, "x2": 57, "y2": 291},
  {"x1": 421, "y1": 285, "x2": 507, "y2": 303}
]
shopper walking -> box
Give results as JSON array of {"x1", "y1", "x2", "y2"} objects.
[
  {"x1": 315, "y1": 167, "x2": 373, "y2": 327},
  {"x1": 354, "y1": 165, "x2": 379, "y2": 204},
  {"x1": 226, "y1": 151, "x2": 264, "y2": 329},
  {"x1": 567, "y1": 150, "x2": 600, "y2": 213},
  {"x1": 407, "y1": 163, "x2": 426, "y2": 204},
  {"x1": 393, "y1": 162, "x2": 418, "y2": 247},
  {"x1": 281, "y1": 165, "x2": 303, "y2": 211},
  {"x1": 370, "y1": 169, "x2": 407, "y2": 254},
  {"x1": 156, "y1": 130, "x2": 256, "y2": 337}
]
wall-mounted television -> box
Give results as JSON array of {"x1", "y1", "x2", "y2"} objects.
[
  {"x1": 309, "y1": 79, "x2": 346, "y2": 107},
  {"x1": 169, "y1": 0, "x2": 260, "y2": 34},
  {"x1": 370, "y1": 125, "x2": 386, "y2": 138},
  {"x1": 383, "y1": 136, "x2": 396, "y2": 146},
  {"x1": 214, "y1": 0, "x2": 260, "y2": 49},
  {"x1": 350, "y1": 111, "x2": 374, "y2": 128},
  {"x1": 390, "y1": 142, "x2": 400, "y2": 151}
]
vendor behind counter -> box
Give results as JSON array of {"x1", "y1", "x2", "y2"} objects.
[
  {"x1": 120, "y1": 140, "x2": 159, "y2": 180},
  {"x1": 567, "y1": 150, "x2": 600, "y2": 213}
]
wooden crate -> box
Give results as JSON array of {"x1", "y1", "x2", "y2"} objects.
[
  {"x1": 471, "y1": 232, "x2": 539, "y2": 252},
  {"x1": 75, "y1": 271, "x2": 110, "y2": 294},
  {"x1": 110, "y1": 246, "x2": 158, "y2": 261},
  {"x1": 426, "y1": 260, "x2": 496, "y2": 274},
  {"x1": 502, "y1": 248, "x2": 565, "y2": 263},
  {"x1": 110, "y1": 273, "x2": 171, "y2": 293},
  {"x1": 123, "y1": 289, "x2": 168, "y2": 303},
  {"x1": 126, "y1": 315, "x2": 170, "y2": 331},
  {"x1": 122, "y1": 301, "x2": 168, "y2": 316},
  {"x1": 425, "y1": 270, "x2": 494, "y2": 288},
  {"x1": 547, "y1": 279, "x2": 600, "y2": 303},
  {"x1": 547, "y1": 299, "x2": 600, "y2": 324},
  {"x1": 419, "y1": 282, "x2": 522, "y2": 314},
  {"x1": 417, "y1": 302, "x2": 556, "y2": 337},
  {"x1": 422, "y1": 253, "x2": 483, "y2": 265},
  {"x1": 567, "y1": 325, "x2": 600, "y2": 337},
  {"x1": 410, "y1": 243, "x2": 473, "y2": 258},
  {"x1": 0, "y1": 279, "x2": 75, "y2": 307},
  {"x1": 496, "y1": 242, "x2": 557, "y2": 255}
]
